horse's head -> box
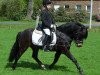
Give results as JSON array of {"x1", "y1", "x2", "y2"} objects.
[
  {"x1": 57, "y1": 22, "x2": 88, "y2": 47},
  {"x1": 72, "y1": 23, "x2": 88, "y2": 47}
]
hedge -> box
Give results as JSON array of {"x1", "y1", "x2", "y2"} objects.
[
  {"x1": 0, "y1": 0, "x2": 27, "y2": 21},
  {"x1": 53, "y1": 7, "x2": 89, "y2": 22}
]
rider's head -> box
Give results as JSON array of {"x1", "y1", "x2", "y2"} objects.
[{"x1": 42, "y1": 0, "x2": 52, "y2": 10}]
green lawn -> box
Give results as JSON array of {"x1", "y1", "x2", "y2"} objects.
[{"x1": 0, "y1": 21, "x2": 100, "y2": 75}]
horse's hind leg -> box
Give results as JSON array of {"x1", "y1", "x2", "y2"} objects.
[
  {"x1": 12, "y1": 45, "x2": 28, "y2": 70},
  {"x1": 12, "y1": 53, "x2": 20, "y2": 70},
  {"x1": 65, "y1": 51, "x2": 84, "y2": 75},
  {"x1": 31, "y1": 46, "x2": 46, "y2": 70}
]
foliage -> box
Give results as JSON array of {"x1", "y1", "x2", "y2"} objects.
[
  {"x1": 0, "y1": 17, "x2": 9, "y2": 21},
  {"x1": 0, "y1": 0, "x2": 27, "y2": 21},
  {"x1": 53, "y1": 7, "x2": 89, "y2": 22},
  {"x1": 32, "y1": 0, "x2": 42, "y2": 20},
  {"x1": 92, "y1": 15, "x2": 97, "y2": 21},
  {"x1": 56, "y1": 7, "x2": 66, "y2": 16},
  {"x1": 0, "y1": 0, "x2": 90, "y2": 22},
  {"x1": 0, "y1": 0, "x2": 42, "y2": 21}
]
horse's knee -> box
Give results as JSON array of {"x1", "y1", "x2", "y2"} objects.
[
  {"x1": 32, "y1": 54, "x2": 37, "y2": 59},
  {"x1": 32, "y1": 51, "x2": 38, "y2": 59},
  {"x1": 32, "y1": 55, "x2": 35, "y2": 58},
  {"x1": 12, "y1": 63, "x2": 17, "y2": 70}
]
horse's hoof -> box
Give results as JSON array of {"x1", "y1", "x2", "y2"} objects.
[
  {"x1": 12, "y1": 65, "x2": 16, "y2": 70},
  {"x1": 79, "y1": 69, "x2": 84, "y2": 75},
  {"x1": 41, "y1": 65, "x2": 46, "y2": 70},
  {"x1": 49, "y1": 65, "x2": 53, "y2": 69},
  {"x1": 80, "y1": 72, "x2": 84, "y2": 75}
]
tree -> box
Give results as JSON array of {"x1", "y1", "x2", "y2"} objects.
[
  {"x1": 0, "y1": 0, "x2": 42, "y2": 21},
  {"x1": 25, "y1": 0, "x2": 33, "y2": 20},
  {"x1": 32, "y1": 0, "x2": 42, "y2": 19},
  {"x1": 0, "y1": 0, "x2": 26, "y2": 21}
]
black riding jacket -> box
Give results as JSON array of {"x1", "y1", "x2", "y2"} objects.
[{"x1": 41, "y1": 8, "x2": 55, "y2": 29}]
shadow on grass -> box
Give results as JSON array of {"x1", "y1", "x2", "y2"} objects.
[
  {"x1": 46, "y1": 64, "x2": 75, "y2": 73},
  {"x1": 5, "y1": 61, "x2": 75, "y2": 73},
  {"x1": 5, "y1": 61, "x2": 40, "y2": 70}
]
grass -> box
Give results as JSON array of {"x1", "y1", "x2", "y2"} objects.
[{"x1": 0, "y1": 21, "x2": 100, "y2": 75}]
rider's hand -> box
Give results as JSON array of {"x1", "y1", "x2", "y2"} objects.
[
  {"x1": 50, "y1": 24, "x2": 56, "y2": 32},
  {"x1": 51, "y1": 24, "x2": 54, "y2": 28}
]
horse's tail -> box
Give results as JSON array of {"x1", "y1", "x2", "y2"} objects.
[{"x1": 8, "y1": 32, "x2": 21, "y2": 62}]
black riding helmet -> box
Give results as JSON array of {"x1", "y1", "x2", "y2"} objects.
[{"x1": 43, "y1": 0, "x2": 52, "y2": 6}]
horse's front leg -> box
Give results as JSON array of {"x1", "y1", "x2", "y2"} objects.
[
  {"x1": 65, "y1": 51, "x2": 84, "y2": 75},
  {"x1": 49, "y1": 51, "x2": 61, "y2": 69},
  {"x1": 31, "y1": 46, "x2": 46, "y2": 70}
]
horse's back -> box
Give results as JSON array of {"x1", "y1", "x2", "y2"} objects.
[
  {"x1": 18, "y1": 28, "x2": 34, "y2": 45},
  {"x1": 21, "y1": 28, "x2": 34, "y2": 36}
]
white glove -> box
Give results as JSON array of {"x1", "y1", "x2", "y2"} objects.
[
  {"x1": 51, "y1": 24, "x2": 54, "y2": 28},
  {"x1": 50, "y1": 24, "x2": 56, "y2": 32}
]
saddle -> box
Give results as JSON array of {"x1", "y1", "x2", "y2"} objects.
[{"x1": 32, "y1": 24, "x2": 57, "y2": 46}]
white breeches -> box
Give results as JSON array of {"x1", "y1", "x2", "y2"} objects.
[{"x1": 43, "y1": 28, "x2": 50, "y2": 35}]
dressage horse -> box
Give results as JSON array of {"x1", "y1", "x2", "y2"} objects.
[{"x1": 8, "y1": 22, "x2": 88, "y2": 75}]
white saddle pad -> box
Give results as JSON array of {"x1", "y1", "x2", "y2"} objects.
[{"x1": 32, "y1": 29, "x2": 57, "y2": 46}]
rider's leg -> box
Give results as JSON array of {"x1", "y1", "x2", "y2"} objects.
[{"x1": 43, "y1": 28, "x2": 50, "y2": 51}]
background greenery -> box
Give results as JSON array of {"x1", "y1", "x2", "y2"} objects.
[
  {"x1": 0, "y1": 0, "x2": 42, "y2": 21},
  {"x1": 0, "y1": 0, "x2": 91, "y2": 22},
  {"x1": 52, "y1": 7, "x2": 89, "y2": 22},
  {"x1": 0, "y1": 21, "x2": 100, "y2": 75}
]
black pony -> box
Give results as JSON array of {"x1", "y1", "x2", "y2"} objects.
[{"x1": 8, "y1": 22, "x2": 88, "y2": 75}]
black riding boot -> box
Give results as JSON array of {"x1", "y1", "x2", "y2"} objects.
[{"x1": 43, "y1": 35, "x2": 50, "y2": 51}]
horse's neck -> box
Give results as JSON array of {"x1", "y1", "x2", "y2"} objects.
[
  {"x1": 57, "y1": 25, "x2": 75, "y2": 42},
  {"x1": 56, "y1": 30, "x2": 73, "y2": 45}
]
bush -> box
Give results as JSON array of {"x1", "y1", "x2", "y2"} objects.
[
  {"x1": 0, "y1": 0, "x2": 27, "y2": 21},
  {"x1": 32, "y1": 0, "x2": 42, "y2": 20},
  {"x1": 0, "y1": 0, "x2": 42, "y2": 21},
  {"x1": 0, "y1": 1, "x2": 7, "y2": 17},
  {"x1": 56, "y1": 7, "x2": 66, "y2": 16},
  {"x1": 0, "y1": 17, "x2": 9, "y2": 21},
  {"x1": 52, "y1": 8, "x2": 89, "y2": 23},
  {"x1": 0, "y1": 0, "x2": 89, "y2": 22},
  {"x1": 92, "y1": 15, "x2": 97, "y2": 21}
]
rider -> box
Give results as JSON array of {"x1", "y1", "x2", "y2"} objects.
[{"x1": 41, "y1": 0, "x2": 56, "y2": 51}]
